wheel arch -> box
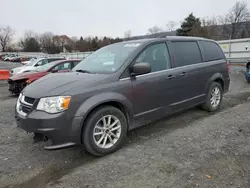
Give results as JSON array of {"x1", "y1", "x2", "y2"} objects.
[
  {"x1": 75, "y1": 93, "x2": 134, "y2": 143},
  {"x1": 205, "y1": 73, "x2": 225, "y2": 94}
]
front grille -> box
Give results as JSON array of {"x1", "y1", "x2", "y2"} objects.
[
  {"x1": 17, "y1": 95, "x2": 36, "y2": 116},
  {"x1": 21, "y1": 105, "x2": 32, "y2": 114},
  {"x1": 24, "y1": 96, "x2": 35, "y2": 105}
]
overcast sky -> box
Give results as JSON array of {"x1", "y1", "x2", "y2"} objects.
[{"x1": 0, "y1": 0, "x2": 240, "y2": 39}]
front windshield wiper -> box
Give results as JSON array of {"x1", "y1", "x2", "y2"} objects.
[{"x1": 75, "y1": 69, "x2": 92, "y2": 74}]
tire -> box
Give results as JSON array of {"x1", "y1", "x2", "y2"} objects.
[
  {"x1": 202, "y1": 82, "x2": 223, "y2": 112},
  {"x1": 82, "y1": 106, "x2": 128, "y2": 157}
]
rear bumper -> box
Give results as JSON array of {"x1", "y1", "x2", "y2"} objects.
[
  {"x1": 224, "y1": 77, "x2": 230, "y2": 93},
  {"x1": 245, "y1": 72, "x2": 250, "y2": 80}
]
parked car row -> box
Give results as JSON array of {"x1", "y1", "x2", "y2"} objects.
[
  {"x1": 13, "y1": 37, "x2": 230, "y2": 157},
  {"x1": 8, "y1": 57, "x2": 77, "y2": 94},
  {"x1": 0, "y1": 53, "x2": 36, "y2": 63}
]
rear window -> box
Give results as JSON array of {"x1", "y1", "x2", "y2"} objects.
[
  {"x1": 171, "y1": 41, "x2": 202, "y2": 67},
  {"x1": 201, "y1": 41, "x2": 225, "y2": 61}
]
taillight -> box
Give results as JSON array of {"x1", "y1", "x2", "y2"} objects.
[{"x1": 227, "y1": 62, "x2": 230, "y2": 72}]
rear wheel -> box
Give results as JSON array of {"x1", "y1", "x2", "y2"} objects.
[
  {"x1": 82, "y1": 106, "x2": 127, "y2": 156},
  {"x1": 202, "y1": 82, "x2": 223, "y2": 112}
]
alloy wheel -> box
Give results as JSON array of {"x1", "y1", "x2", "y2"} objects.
[{"x1": 93, "y1": 115, "x2": 122, "y2": 149}]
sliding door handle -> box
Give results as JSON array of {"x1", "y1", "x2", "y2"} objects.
[
  {"x1": 167, "y1": 75, "x2": 176, "y2": 80},
  {"x1": 179, "y1": 72, "x2": 187, "y2": 77}
]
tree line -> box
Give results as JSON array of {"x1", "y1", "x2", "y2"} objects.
[{"x1": 0, "y1": 1, "x2": 249, "y2": 53}]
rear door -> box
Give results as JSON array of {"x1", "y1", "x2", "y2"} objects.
[
  {"x1": 168, "y1": 40, "x2": 206, "y2": 110},
  {"x1": 199, "y1": 41, "x2": 230, "y2": 92}
]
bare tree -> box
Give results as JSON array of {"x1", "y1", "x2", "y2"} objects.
[
  {"x1": 148, "y1": 26, "x2": 162, "y2": 34},
  {"x1": 166, "y1": 21, "x2": 177, "y2": 32},
  {"x1": 39, "y1": 32, "x2": 61, "y2": 53},
  {"x1": 195, "y1": 16, "x2": 221, "y2": 39},
  {"x1": 222, "y1": 1, "x2": 250, "y2": 39},
  {"x1": 124, "y1": 30, "x2": 132, "y2": 39},
  {"x1": 0, "y1": 26, "x2": 14, "y2": 52},
  {"x1": 19, "y1": 30, "x2": 40, "y2": 51}
]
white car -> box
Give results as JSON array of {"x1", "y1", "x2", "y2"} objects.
[
  {"x1": 4, "y1": 54, "x2": 17, "y2": 61},
  {"x1": 11, "y1": 57, "x2": 65, "y2": 75},
  {"x1": 21, "y1": 58, "x2": 37, "y2": 65}
]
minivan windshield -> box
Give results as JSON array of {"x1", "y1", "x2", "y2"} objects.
[{"x1": 72, "y1": 42, "x2": 141, "y2": 73}]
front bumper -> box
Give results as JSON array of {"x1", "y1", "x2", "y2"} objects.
[
  {"x1": 245, "y1": 72, "x2": 250, "y2": 80},
  {"x1": 15, "y1": 108, "x2": 83, "y2": 149},
  {"x1": 8, "y1": 79, "x2": 26, "y2": 95}
]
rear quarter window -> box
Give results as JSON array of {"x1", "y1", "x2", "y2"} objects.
[
  {"x1": 171, "y1": 41, "x2": 202, "y2": 67},
  {"x1": 200, "y1": 41, "x2": 225, "y2": 61}
]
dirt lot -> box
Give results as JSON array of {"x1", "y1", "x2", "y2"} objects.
[{"x1": 0, "y1": 62, "x2": 250, "y2": 188}]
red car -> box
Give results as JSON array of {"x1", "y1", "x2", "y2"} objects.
[{"x1": 8, "y1": 59, "x2": 81, "y2": 95}]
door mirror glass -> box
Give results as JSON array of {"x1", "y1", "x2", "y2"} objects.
[
  {"x1": 51, "y1": 69, "x2": 58, "y2": 73},
  {"x1": 131, "y1": 62, "x2": 151, "y2": 76}
]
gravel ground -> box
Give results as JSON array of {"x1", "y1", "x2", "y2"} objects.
[{"x1": 0, "y1": 62, "x2": 250, "y2": 188}]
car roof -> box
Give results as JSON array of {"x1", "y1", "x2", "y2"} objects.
[
  {"x1": 52, "y1": 59, "x2": 81, "y2": 64},
  {"x1": 38, "y1": 57, "x2": 65, "y2": 60},
  {"x1": 119, "y1": 36, "x2": 213, "y2": 45}
]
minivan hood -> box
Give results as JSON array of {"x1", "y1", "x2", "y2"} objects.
[{"x1": 22, "y1": 72, "x2": 110, "y2": 98}]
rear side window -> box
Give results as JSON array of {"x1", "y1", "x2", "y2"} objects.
[
  {"x1": 171, "y1": 41, "x2": 202, "y2": 67},
  {"x1": 201, "y1": 41, "x2": 225, "y2": 61}
]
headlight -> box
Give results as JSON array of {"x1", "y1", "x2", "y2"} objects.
[
  {"x1": 37, "y1": 96, "x2": 71, "y2": 114},
  {"x1": 26, "y1": 79, "x2": 33, "y2": 84}
]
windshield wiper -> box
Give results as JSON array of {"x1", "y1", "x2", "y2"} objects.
[{"x1": 75, "y1": 69, "x2": 92, "y2": 74}]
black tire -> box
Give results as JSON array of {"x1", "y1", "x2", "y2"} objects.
[
  {"x1": 201, "y1": 82, "x2": 223, "y2": 112},
  {"x1": 247, "y1": 79, "x2": 250, "y2": 84},
  {"x1": 82, "y1": 106, "x2": 128, "y2": 157}
]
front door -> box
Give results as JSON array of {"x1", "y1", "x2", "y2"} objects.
[{"x1": 131, "y1": 42, "x2": 174, "y2": 127}]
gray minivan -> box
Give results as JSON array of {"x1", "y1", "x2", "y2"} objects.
[{"x1": 15, "y1": 37, "x2": 230, "y2": 156}]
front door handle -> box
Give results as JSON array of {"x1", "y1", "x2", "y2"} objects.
[
  {"x1": 179, "y1": 72, "x2": 187, "y2": 77},
  {"x1": 167, "y1": 75, "x2": 176, "y2": 80}
]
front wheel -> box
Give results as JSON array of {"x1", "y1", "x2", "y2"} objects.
[
  {"x1": 202, "y1": 82, "x2": 223, "y2": 112},
  {"x1": 82, "y1": 106, "x2": 128, "y2": 156}
]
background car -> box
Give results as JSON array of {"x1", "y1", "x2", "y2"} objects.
[
  {"x1": 20, "y1": 56, "x2": 34, "y2": 62},
  {"x1": 8, "y1": 59, "x2": 80, "y2": 95},
  {"x1": 0, "y1": 54, "x2": 8, "y2": 60},
  {"x1": 10, "y1": 57, "x2": 66, "y2": 75},
  {"x1": 9, "y1": 56, "x2": 22, "y2": 62},
  {"x1": 4, "y1": 54, "x2": 18, "y2": 61}
]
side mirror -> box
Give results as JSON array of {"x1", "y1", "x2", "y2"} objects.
[
  {"x1": 131, "y1": 62, "x2": 151, "y2": 76},
  {"x1": 51, "y1": 69, "x2": 58, "y2": 73}
]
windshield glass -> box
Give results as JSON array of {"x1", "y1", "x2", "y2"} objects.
[
  {"x1": 35, "y1": 61, "x2": 60, "y2": 72},
  {"x1": 26, "y1": 58, "x2": 38, "y2": 66},
  {"x1": 72, "y1": 42, "x2": 141, "y2": 73}
]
